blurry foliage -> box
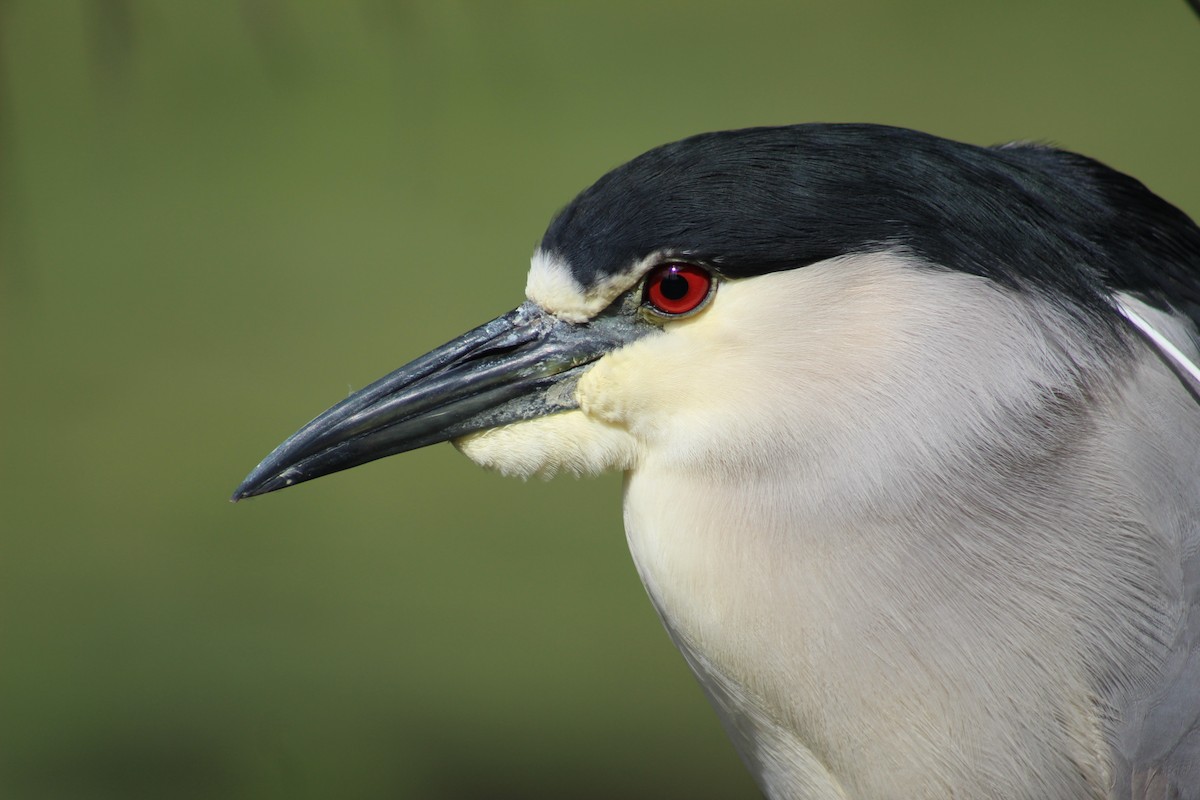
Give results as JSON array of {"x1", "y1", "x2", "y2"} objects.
[{"x1": 1, "y1": 2, "x2": 1198, "y2": 799}]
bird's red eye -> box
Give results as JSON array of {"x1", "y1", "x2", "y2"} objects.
[{"x1": 644, "y1": 264, "x2": 713, "y2": 316}]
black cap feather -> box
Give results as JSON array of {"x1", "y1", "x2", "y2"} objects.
[{"x1": 540, "y1": 124, "x2": 1200, "y2": 324}]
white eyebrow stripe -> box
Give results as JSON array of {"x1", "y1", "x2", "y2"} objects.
[
  {"x1": 524, "y1": 250, "x2": 594, "y2": 322},
  {"x1": 525, "y1": 249, "x2": 668, "y2": 322}
]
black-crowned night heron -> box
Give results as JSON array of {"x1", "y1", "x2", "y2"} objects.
[{"x1": 234, "y1": 124, "x2": 1200, "y2": 799}]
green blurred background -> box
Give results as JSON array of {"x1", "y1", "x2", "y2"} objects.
[{"x1": 2, "y1": 2, "x2": 1198, "y2": 798}]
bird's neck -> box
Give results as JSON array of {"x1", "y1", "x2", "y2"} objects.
[{"x1": 620, "y1": 413, "x2": 1131, "y2": 798}]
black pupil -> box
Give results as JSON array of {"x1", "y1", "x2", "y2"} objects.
[{"x1": 660, "y1": 272, "x2": 690, "y2": 301}]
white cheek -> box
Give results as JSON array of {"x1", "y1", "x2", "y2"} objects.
[
  {"x1": 575, "y1": 288, "x2": 791, "y2": 464},
  {"x1": 453, "y1": 409, "x2": 639, "y2": 479}
]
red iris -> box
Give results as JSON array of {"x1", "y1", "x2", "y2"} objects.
[{"x1": 644, "y1": 264, "x2": 712, "y2": 316}]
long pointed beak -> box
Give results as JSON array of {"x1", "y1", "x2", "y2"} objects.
[{"x1": 233, "y1": 301, "x2": 645, "y2": 500}]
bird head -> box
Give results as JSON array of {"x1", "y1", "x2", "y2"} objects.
[{"x1": 233, "y1": 123, "x2": 1200, "y2": 500}]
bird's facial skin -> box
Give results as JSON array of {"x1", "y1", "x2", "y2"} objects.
[{"x1": 454, "y1": 250, "x2": 723, "y2": 478}]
